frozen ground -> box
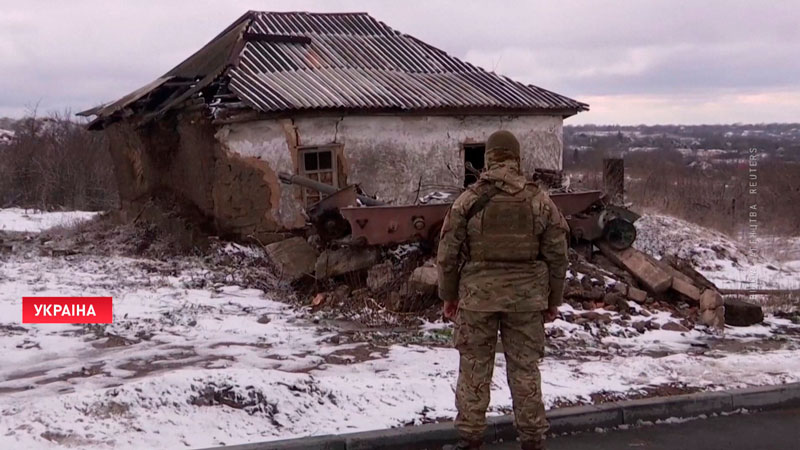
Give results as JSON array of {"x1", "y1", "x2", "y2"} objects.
[
  {"x1": 634, "y1": 214, "x2": 800, "y2": 290},
  {"x1": 0, "y1": 208, "x2": 98, "y2": 233},
  {"x1": 0, "y1": 210, "x2": 799, "y2": 449}
]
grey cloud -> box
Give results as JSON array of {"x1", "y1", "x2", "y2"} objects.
[{"x1": 0, "y1": 0, "x2": 798, "y2": 123}]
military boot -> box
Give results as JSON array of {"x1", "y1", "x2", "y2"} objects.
[
  {"x1": 520, "y1": 438, "x2": 545, "y2": 450},
  {"x1": 441, "y1": 438, "x2": 483, "y2": 450}
]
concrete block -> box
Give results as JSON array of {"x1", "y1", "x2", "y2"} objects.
[
  {"x1": 408, "y1": 265, "x2": 439, "y2": 295},
  {"x1": 699, "y1": 289, "x2": 724, "y2": 311},
  {"x1": 730, "y1": 383, "x2": 800, "y2": 411},
  {"x1": 264, "y1": 237, "x2": 318, "y2": 282},
  {"x1": 315, "y1": 247, "x2": 379, "y2": 279},
  {"x1": 620, "y1": 391, "x2": 733, "y2": 424},
  {"x1": 672, "y1": 277, "x2": 701, "y2": 301},
  {"x1": 597, "y1": 242, "x2": 672, "y2": 294},
  {"x1": 627, "y1": 286, "x2": 648, "y2": 303}
]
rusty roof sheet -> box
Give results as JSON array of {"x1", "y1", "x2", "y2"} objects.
[
  {"x1": 81, "y1": 11, "x2": 587, "y2": 126},
  {"x1": 229, "y1": 12, "x2": 587, "y2": 113}
]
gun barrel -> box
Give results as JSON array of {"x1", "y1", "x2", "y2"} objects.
[{"x1": 278, "y1": 172, "x2": 385, "y2": 206}]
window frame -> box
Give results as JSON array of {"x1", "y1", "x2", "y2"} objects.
[{"x1": 297, "y1": 145, "x2": 340, "y2": 207}]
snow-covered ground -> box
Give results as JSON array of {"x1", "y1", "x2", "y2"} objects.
[
  {"x1": 634, "y1": 214, "x2": 800, "y2": 290},
  {"x1": 0, "y1": 208, "x2": 98, "y2": 233},
  {"x1": 0, "y1": 128, "x2": 14, "y2": 144},
  {"x1": 0, "y1": 209, "x2": 799, "y2": 449}
]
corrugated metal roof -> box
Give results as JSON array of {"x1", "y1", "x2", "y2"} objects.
[
  {"x1": 81, "y1": 11, "x2": 587, "y2": 126},
  {"x1": 229, "y1": 12, "x2": 587, "y2": 113}
]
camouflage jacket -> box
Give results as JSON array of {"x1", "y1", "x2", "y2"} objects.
[{"x1": 436, "y1": 162, "x2": 569, "y2": 312}]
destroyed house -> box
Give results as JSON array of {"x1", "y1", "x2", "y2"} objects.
[{"x1": 80, "y1": 11, "x2": 587, "y2": 242}]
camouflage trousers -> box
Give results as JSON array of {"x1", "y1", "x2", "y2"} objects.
[{"x1": 454, "y1": 309, "x2": 548, "y2": 442}]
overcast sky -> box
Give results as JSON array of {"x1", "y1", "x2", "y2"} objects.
[{"x1": 1, "y1": 0, "x2": 798, "y2": 124}]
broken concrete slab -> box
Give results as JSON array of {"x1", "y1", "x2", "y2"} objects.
[
  {"x1": 662, "y1": 254, "x2": 719, "y2": 292},
  {"x1": 264, "y1": 236, "x2": 318, "y2": 282},
  {"x1": 596, "y1": 242, "x2": 672, "y2": 294},
  {"x1": 627, "y1": 286, "x2": 648, "y2": 303},
  {"x1": 661, "y1": 321, "x2": 690, "y2": 332},
  {"x1": 715, "y1": 307, "x2": 726, "y2": 328},
  {"x1": 699, "y1": 289, "x2": 724, "y2": 311},
  {"x1": 653, "y1": 257, "x2": 696, "y2": 286},
  {"x1": 315, "y1": 247, "x2": 379, "y2": 279},
  {"x1": 672, "y1": 277, "x2": 702, "y2": 301},
  {"x1": 700, "y1": 308, "x2": 723, "y2": 329},
  {"x1": 724, "y1": 297, "x2": 764, "y2": 326},
  {"x1": 408, "y1": 265, "x2": 438, "y2": 296}
]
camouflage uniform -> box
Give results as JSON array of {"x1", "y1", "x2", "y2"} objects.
[{"x1": 437, "y1": 131, "x2": 569, "y2": 448}]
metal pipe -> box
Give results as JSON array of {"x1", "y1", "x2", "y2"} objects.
[{"x1": 278, "y1": 172, "x2": 385, "y2": 206}]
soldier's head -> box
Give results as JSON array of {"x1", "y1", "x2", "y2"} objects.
[{"x1": 485, "y1": 130, "x2": 520, "y2": 168}]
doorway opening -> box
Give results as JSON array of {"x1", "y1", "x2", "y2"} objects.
[{"x1": 463, "y1": 143, "x2": 486, "y2": 187}]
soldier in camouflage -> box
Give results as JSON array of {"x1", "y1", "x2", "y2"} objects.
[{"x1": 437, "y1": 130, "x2": 569, "y2": 450}]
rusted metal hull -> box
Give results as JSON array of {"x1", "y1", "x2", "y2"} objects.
[
  {"x1": 340, "y1": 204, "x2": 449, "y2": 246},
  {"x1": 550, "y1": 190, "x2": 604, "y2": 216},
  {"x1": 338, "y1": 189, "x2": 636, "y2": 249},
  {"x1": 280, "y1": 172, "x2": 635, "y2": 248},
  {"x1": 338, "y1": 190, "x2": 606, "y2": 246}
]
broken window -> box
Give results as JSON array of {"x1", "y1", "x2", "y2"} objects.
[
  {"x1": 463, "y1": 143, "x2": 486, "y2": 187},
  {"x1": 299, "y1": 146, "x2": 338, "y2": 206}
]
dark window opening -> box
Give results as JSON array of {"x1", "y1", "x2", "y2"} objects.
[{"x1": 463, "y1": 144, "x2": 486, "y2": 187}]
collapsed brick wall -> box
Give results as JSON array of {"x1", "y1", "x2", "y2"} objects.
[
  {"x1": 212, "y1": 147, "x2": 283, "y2": 242},
  {"x1": 104, "y1": 112, "x2": 285, "y2": 243}
]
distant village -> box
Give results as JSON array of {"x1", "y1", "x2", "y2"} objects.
[{"x1": 565, "y1": 123, "x2": 800, "y2": 168}]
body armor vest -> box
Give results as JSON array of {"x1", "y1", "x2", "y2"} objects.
[{"x1": 467, "y1": 186, "x2": 539, "y2": 262}]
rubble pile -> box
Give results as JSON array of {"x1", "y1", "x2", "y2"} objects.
[
  {"x1": 263, "y1": 225, "x2": 764, "y2": 333},
  {"x1": 265, "y1": 234, "x2": 440, "y2": 316}
]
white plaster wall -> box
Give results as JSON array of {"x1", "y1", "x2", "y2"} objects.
[{"x1": 217, "y1": 114, "x2": 563, "y2": 229}]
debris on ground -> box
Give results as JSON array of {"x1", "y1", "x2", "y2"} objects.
[
  {"x1": 264, "y1": 236, "x2": 318, "y2": 283},
  {"x1": 724, "y1": 297, "x2": 766, "y2": 326},
  {"x1": 251, "y1": 173, "x2": 782, "y2": 336},
  {"x1": 1, "y1": 205, "x2": 798, "y2": 450}
]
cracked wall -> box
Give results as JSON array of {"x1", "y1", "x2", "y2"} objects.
[
  {"x1": 105, "y1": 113, "x2": 563, "y2": 237},
  {"x1": 218, "y1": 114, "x2": 563, "y2": 227}
]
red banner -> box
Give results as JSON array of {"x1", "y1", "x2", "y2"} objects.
[{"x1": 22, "y1": 297, "x2": 113, "y2": 324}]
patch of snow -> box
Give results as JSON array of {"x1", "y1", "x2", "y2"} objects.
[
  {"x1": 0, "y1": 208, "x2": 99, "y2": 233},
  {"x1": 220, "y1": 242, "x2": 265, "y2": 259},
  {"x1": 419, "y1": 190, "x2": 457, "y2": 204},
  {"x1": 0, "y1": 128, "x2": 14, "y2": 144},
  {"x1": 0, "y1": 228, "x2": 799, "y2": 448},
  {"x1": 634, "y1": 214, "x2": 800, "y2": 290}
]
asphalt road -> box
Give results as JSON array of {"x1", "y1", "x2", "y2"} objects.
[{"x1": 490, "y1": 408, "x2": 800, "y2": 450}]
